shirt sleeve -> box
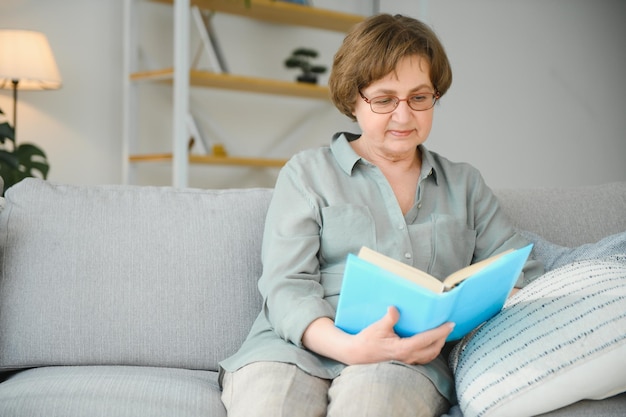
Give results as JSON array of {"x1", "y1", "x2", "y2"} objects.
[
  {"x1": 468, "y1": 170, "x2": 544, "y2": 287},
  {"x1": 256, "y1": 163, "x2": 336, "y2": 348}
]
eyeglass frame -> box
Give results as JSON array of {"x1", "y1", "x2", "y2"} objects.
[{"x1": 358, "y1": 90, "x2": 441, "y2": 114}]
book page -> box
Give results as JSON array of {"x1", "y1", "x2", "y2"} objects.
[
  {"x1": 442, "y1": 249, "x2": 513, "y2": 291},
  {"x1": 358, "y1": 247, "x2": 444, "y2": 293}
]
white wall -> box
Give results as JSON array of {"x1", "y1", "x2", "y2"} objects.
[
  {"x1": 1, "y1": 0, "x2": 624, "y2": 190},
  {"x1": 0, "y1": 0, "x2": 124, "y2": 186},
  {"x1": 424, "y1": 0, "x2": 626, "y2": 189}
]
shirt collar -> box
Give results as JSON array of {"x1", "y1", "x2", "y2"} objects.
[
  {"x1": 331, "y1": 132, "x2": 439, "y2": 185},
  {"x1": 331, "y1": 132, "x2": 362, "y2": 175},
  {"x1": 419, "y1": 144, "x2": 439, "y2": 185}
]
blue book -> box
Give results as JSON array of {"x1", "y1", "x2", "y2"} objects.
[{"x1": 335, "y1": 244, "x2": 533, "y2": 341}]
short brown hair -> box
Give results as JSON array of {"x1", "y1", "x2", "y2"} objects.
[{"x1": 329, "y1": 14, "x2": 453, "y2": 121}]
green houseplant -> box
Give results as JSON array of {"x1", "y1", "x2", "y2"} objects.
[
  {"x1": 0, "y1": 107, "x2": 50, "y2": 196},
  {"x1": 284, "y1": 47, "x2": 327, "y2": 84}
]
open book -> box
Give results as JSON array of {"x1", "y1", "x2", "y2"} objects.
[{"x1": 334, "y1": 244, "x2": 533, "y2": 341}]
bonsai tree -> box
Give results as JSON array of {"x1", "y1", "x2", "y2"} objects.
[
  {"x1": 0, "y1": 107, "x2": 50, "y2": 196},
  {"x1": 284, "y1": 47, "x2": 327, "y2": 84}
]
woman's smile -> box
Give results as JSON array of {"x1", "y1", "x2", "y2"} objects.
[{"x1": 389, "y1": 129, "x2": 415, "y2": 137}]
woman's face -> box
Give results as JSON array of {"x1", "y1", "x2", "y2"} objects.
[{"x1": 353, "y1": 55, "x2": 436, "y2": 161}]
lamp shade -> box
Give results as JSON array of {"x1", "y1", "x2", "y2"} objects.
[{"x1": 0, "y1": 29, "x2": 62, "y2": 90}]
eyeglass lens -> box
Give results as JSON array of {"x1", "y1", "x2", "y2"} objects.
[{"x1": 366, "y1": 93, "x2": 437, "y2": 113}]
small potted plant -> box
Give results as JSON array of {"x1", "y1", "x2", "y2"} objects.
[
  {"x1": 284, "y1": 47, "x2": 327, "y2": 84},
  {"x1": 0, "y1": 107, "x2": 50, "y2": 196}
]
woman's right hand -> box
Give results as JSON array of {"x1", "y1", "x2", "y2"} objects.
[
  {"x1": 301, "y1": 307, "x2": 454, "y2": 366},
  {"x1": 349, "y1": 306, "x2": 454, "y2": 365}
]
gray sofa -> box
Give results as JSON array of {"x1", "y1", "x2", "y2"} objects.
[{"x1": 0, "y1": 177, "x2": 624, "y2": 417}]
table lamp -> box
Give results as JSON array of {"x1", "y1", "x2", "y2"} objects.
[{"x1": 0, "y1": 29, "x2": 62, "y2": 139}]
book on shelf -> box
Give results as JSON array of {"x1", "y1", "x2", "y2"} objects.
[{"x1": 334, "y1": 244, "x2": 533, "y2": 341}]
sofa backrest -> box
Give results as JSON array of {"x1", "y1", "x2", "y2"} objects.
[
  {"x1": 1, "y1": 178, "x2": 624, "y2": 373},
  {"x1": 0, "y1": 179, "x2": 270, "y2": 372},
  {"x1": 494, "y1": 181, "x2": 626, "y2": 247}
]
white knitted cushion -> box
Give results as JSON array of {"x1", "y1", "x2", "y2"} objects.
[{"x1": 450, "y1": 255, "x2": 626, "y2": 417}]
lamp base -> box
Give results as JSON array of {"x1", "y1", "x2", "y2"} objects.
[{"x1": 12, "y1": 79, "x2": 18, "y2": 139}]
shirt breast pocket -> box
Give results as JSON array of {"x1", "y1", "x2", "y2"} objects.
[
  {"x1": 430, "y1": 214, "x2": 477, "y2": 279},
  {"x1": 320, "y1": 205, "x2": 376, "y2": 265}
]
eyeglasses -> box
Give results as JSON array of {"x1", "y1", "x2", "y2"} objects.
[{"x1": 359, "y1": 91, "x2": 440, "y2": 114}]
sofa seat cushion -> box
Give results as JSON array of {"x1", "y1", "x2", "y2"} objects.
[
  {"x1": 536, "y1": 393, "x2": 626, "y2": 416},
  {"x1": 0, "y1": 366, "x2": 224, "y2": 417}
]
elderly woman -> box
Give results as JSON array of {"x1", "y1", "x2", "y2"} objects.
[{"x1": 219, "y1": 13, "x2": 541, "y2": 417}]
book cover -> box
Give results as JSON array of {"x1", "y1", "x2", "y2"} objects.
[{"x1": 334, "y1": 244, "x2": 533, "y2": 341}]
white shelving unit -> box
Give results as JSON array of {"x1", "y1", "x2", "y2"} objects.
[{"x1": 122, "y1": 0, "x2": 365, "y2": 187}]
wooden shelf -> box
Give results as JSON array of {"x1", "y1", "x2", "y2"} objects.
[
  {"x1": 131, "y1": 68, "x2": 330, "y2": 99},
  {"x1": 130, "y1": 153, "x2": 287, "y2": 168},
  {"x1": 149, "y1": 0, "x2": 364, "y2": 32}
]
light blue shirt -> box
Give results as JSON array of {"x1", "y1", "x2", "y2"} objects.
[{"x1": 220, "y1": 132, "x2": 543, "y2": 401}]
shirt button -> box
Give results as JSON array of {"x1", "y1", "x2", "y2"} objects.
[
  {"x1": 398, "y1": 224, "x2": 405, "y2": 230},
  {"x1": 417, "y1": 203, "x2": 422, "y2": 209},
  {"x1": 404, "y1": 252, "x2": 412, "y2": 259}
]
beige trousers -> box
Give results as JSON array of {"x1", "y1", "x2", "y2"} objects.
[{"x1": 221, "y1": 361, "x2": 450, "y2": 417}]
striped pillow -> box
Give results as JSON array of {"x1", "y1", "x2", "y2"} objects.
[{"x1": 450, "y1": 255, "x2": 626, "y2": 417}]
